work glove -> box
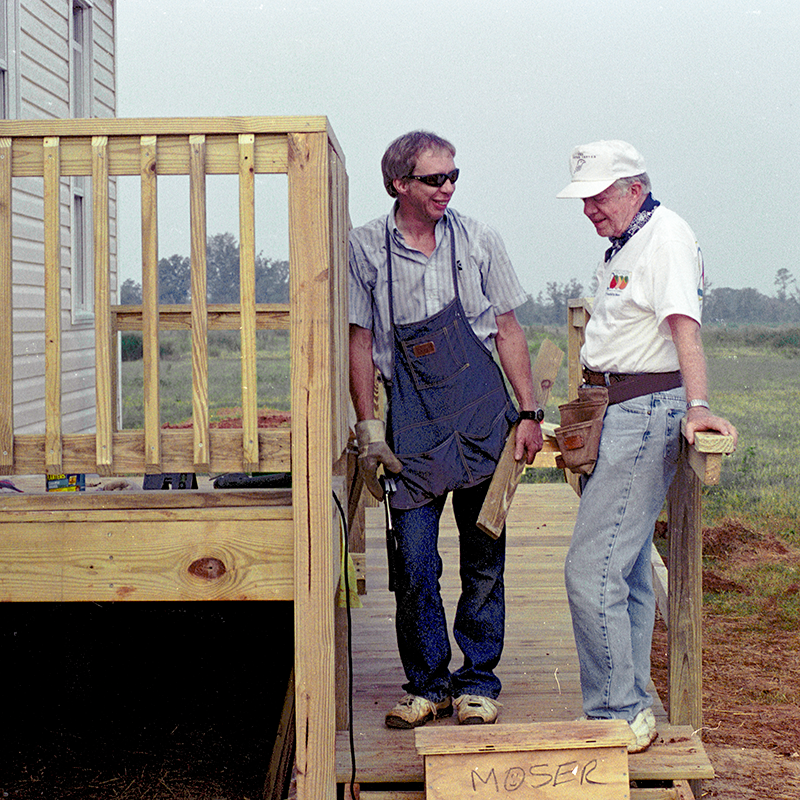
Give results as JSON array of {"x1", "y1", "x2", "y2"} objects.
[{"x1": 355, "y1": 419, "x2": 403, "y2": 500}]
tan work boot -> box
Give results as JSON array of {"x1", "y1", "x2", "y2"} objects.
[
  {"x1": 454, "y1": 694, "x2": 500, "y2": 725},
  {"x1": 385, "y1": 694, "x2": 453, "y2": 729}
]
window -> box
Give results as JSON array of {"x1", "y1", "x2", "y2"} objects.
[
  {"x1": 0, "y1": 0, "x2": 16, "y2": 119},
  {"x1": 71, "y1": 2, "x2": 95, "y2": 321},
  {"x1": 71, "y1": 1, "x2": 93, "y2": 119},
  {"x1": 72, "y1": 176, "x2": 94, "y2": 322}
]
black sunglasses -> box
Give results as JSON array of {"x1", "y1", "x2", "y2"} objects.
[{"x1": 407, "y1": 168, "x2": 459, "y2": 188}]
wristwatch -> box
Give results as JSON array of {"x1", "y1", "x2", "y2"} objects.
[
  {"x1": 518, "y1": 408, "x2": 545, "y2": 422},
  {"x1": 687, "y1": 399, "x2": 710, "y2": 411}
]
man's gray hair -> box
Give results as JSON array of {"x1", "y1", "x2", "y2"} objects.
[
  {"x1": 614, "y1": 172, "x2": 651, "y2": 195},
  {"x1": 381, "y1": 131, "x2": 456, "y2": 198}
]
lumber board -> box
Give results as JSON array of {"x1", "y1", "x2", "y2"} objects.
[
  {"x1": 189, "y1": 134, "x2": 211, "y2": 471},
  {"x1": 680, "y1": 419, "x2": 731, "y2": 486},
  {"x1": 110, "y1": 303, "x2": 291, "y2": 331},
  {"x1": 667, "y1": 447, "x2": 703, "y2": 733},
  {"x1": 0, "y1": 512, "x2": 294, "y2": 602},
  {"x1": 92, "y1": 135, "x2": 114, "y2": 475},
  {"x1": 477, "y1": 339, "x2": 564, "y2": 538},
  {"x1": 140, "y1": 135, "x2": 161, "y2": 471},
  {"x1": 43, "y1": 136, "x2": 62, "y2": 473},
  {"x1": 288, "y1": 129, "x2": 337, "y2": 800},
  {"x1": 5, "y1": 426, "x2": 291, "y2": 475},
  {"x1": 238, "y1": 133, "x2": 259, "y2": 472},
  {"x1": 8, "y1": 132, "x2": 290, "y2": 177},
  {"x1": 264, "y1": 669, "x2": 296, "y2": 800},
  {"x1": 651, "y1": 543, "x2": 670, "y2": 627}
]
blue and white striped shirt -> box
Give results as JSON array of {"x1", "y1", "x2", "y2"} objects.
[{"x1": 349, "y1": 205, "x2": 529, "y2": 381}]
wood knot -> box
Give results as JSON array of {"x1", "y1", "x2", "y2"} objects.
[{"x1": 188, "y1": 557, "x2": 227, "y2": 580}]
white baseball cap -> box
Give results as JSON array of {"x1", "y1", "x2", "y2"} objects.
[{"x1": 557, "y1": 140, "x2": 647, "y2": 199}]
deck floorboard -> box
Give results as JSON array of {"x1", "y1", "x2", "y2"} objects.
[{"x1": 335, "y1": 483, "x2": 713, "y2": 786}]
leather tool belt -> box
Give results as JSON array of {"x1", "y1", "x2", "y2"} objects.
[
  {"x1": 554, "y1": 385, "x2": 608, "y2": 476},
  {"x1": 582, "y1": 368, "x2": 682, "y2": 405}
]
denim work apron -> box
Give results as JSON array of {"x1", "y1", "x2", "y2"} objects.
[{"x1": 384, "y1": 218, "x2": 517, "y2": 510}]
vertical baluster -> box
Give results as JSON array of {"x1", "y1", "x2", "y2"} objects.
[
  {"x1": 189, "y1": 134, "x2": 209, "y2": 472},
  {"x1": 239, "y1": 133, "x2": 258, "y2": 472}
]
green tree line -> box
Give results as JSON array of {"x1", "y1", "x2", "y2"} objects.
[
  {"x1": 120, "y1": 239, "x2": 800, "y2": 330},
  {"x1": 515, "y1": 269, "x2": 800, "y2": 328},
  {"x1": 120, "y1": 232, "x2": 289, "y2": 306}
]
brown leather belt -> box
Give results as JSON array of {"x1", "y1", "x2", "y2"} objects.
[{"x1": 582, "y1": 368, "x2": 682, "y2": 405}]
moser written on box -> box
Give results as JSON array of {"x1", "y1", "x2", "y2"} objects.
[{"x1": 416, "y1": 721, "x2": 630, "y2": 800}]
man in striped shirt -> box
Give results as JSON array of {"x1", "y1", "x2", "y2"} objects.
[{"x1": 349, "y1": 131, "x2": 542, "y2": 728}]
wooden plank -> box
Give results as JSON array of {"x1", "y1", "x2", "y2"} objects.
[
  {"x1": 43, "y1": 136, "x2": 62, "y2": 474},
  {"x1": 0, "y1": 489, "x2": 295, "y2": 516},
  {"x1": 288, "y1": 130, "x2": 337, "y2": 800},
  {"x1": 189, "y1": 134, "x2": 210, "y2": 472},
  {"x1": 238, "y1": 134, "x2": 259, "y2": 472},
  {"x1": 423, "y1": 747, "x2": 627, "y2": 800},
  {"x1": 667, "y1": 440, "x2": 703, "y2": 734},
  {"x1": 680, "y1": 419, "x2": 731, "y2": 486},
  {"x1": 7, "y1": 427, "x2": 292, "y2": 475},
  {"x1": 477, "y1": 339, "x2": 563, "y2": 537},
  {"x1": 0, "y1": 514, "x2": 294, "y2": 602},
  {"x1": 6, "y1": 130, "x2": 308, "y2": 179},
  {"x1": 416, "y1": 721, "x2": 630, "y2": 755},
  {"x1": 110, "y1": 303, "x2": 291, "y2": 331},
  {"x1": 92, "y1": 136, "x2": 114, "y2": 475},
  {"x1": 0, "y1": 137, "x2": 13, "y2": 470},
  {"x1": 651, "y1": 543, "x2": 670, "y2": 628},
  {"x1": 330, "y1": 147, "x2": 351, "y2": 458},
  {"x1": 264, "y1": 669, "x2": 297, "y2": 800},
  {"x1": 0, "y1": 115, "x2": 331, "y2": 137},
  {"x1": 140, "y1": 135, "x2": 161, "y2": 471}
]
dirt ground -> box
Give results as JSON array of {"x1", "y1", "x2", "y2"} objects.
[{"x1": 651, "y1": 518, "x2": 800, "y2": 799}]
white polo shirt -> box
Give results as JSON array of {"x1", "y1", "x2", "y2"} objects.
[{"x1": 582, "y1": 205, "x2": 704, "y2": 374}]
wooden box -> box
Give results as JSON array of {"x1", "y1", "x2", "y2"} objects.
[{"x1": 416, "y1": 721, "x2": 630, "y2": 799}]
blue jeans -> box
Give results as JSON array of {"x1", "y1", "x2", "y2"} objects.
[
  {"x1": 390, "y1": 478, "x2": 505, "y2": 702},
  {"x1": 564, "y1": 389, "x2": 685, "y2": 721}
]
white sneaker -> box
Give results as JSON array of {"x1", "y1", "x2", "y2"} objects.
[
  {"x1": 454, "y1": 694, "x2": 501, "y2": 725},
  {"x1": 578, "y1": 709, "x2": 657, "y2": 753},
  {"x1": 385, "y1": 694, "x2": 453, "y2": 729},
  {"x1": 627, "y1": 708, "x2": 658, "y2": 753}
]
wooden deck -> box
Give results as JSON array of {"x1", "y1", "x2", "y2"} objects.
[{"x1": 335, "y1": 482, "x2": 713, "y2": 795}]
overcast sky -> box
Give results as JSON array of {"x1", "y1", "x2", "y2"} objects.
[{"x1": 116, "y1": 0, "x2": 799, "y2": 298}]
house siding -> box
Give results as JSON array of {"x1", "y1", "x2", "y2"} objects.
[{"x1": 8, "y1": 1, "x2": 117, "y2": 437}]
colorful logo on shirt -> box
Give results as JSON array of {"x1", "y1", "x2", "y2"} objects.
[{"x1": 608, "y1": 273, "x2": 629, "y2": 292}]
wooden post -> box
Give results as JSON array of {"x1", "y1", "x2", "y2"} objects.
[
  {"x1": 288, "y1": 129, "x2": 337, "y2": 800},
  {"x1": 667, "y1": 439, "x2": 703, "y2": 800}
]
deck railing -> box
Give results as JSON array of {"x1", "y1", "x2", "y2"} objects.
[{"x1": 0, "y1": 117, "x2": 350, "y2": 477}]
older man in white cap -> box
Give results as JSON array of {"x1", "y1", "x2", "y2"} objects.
[{"x1": 557, "y1": 141, "x2": 738, "y2": 752}]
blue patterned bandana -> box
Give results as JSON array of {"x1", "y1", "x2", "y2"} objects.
[{"x1": 605, "y1": 193, "x2": 660, "y2": 262}]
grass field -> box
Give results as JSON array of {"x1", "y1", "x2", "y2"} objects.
[{"x1": 121, "y1": 325, "x2": 799, "y2": 539}]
